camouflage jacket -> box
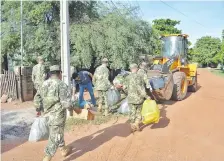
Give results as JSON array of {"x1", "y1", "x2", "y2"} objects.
[
  {"x1": 93, "y1": 64, "x2": 111, "y2": 91},
  {"x1": 125, "y1": 72, "x2": 148, "y2": 104},
  {"x1": 113, "y1": 74, "x2": 129, "y2": 95},
  {"x1": 32, "y1": 64, "x2": 46, "y2": 88},
  {"x1": 137, "y1": 68, "x2": 150, "y2": 89},
  {"x1": 34, "y1": 76, "x2": 73, "y2": 126}
]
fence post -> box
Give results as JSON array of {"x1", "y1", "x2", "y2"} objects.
[
  {"x1": 21, "y1": 66, "x2": 34, "y2": 101},
  {"x1": 14, "y1": 66, "x2": 24, "y2": 102}
]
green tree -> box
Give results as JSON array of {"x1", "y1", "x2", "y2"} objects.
[
  {"x1": 1, "y1": 1, "x2": 160, "y2": 70},
  {"x1": 222, "y1": 29, "x2": 224, "y2": 40},
  {"x1": 1, "y1": 1, "x2": 99, "y2": 66},
  {"x1": 192, "y1": 36, "x2": 221, "y2": 66},
  {"x1": 187, "y1": 48, "x2": 194, "y2": 62},
  {"x1": 152, "y1": 18, "x2": 182, "y2": 35},
  {"x1": 70, "y1": 11, "x2": 160, "y2": 69},
  {"x1": 214, "y1": 30, "x2": 224, "y2": 64}
]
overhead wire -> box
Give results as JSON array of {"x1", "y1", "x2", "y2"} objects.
[
  {"x1": 109, "y1": 1, "x2": 147, "y2": 60},
  {"x1": 134, "y1": 0, "x2": 144, "y2": 18},
  {"x1": 159, "y1": 0, "x2": 207, "y2": 28},
  {"x1": 129, "y1": 0, "x2": 161, "y2": 37}
]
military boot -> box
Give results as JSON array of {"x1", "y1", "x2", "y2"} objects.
[
  {"x1": 131, "y1": 122, "x2": 140, "y2": 132},
  {"x1": 60, "y1": 146, "x2": 72, "y2": 157},
  {"x1": 135, "y1": 122, "x2": 140, "y2": 131},
  {"x1": 43, "y1": 156, "x2": 52, "y2": 161}
]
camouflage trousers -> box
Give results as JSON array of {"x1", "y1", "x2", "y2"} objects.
[
  {"x1": 128, "y1": 103, "x2": 142, "y2": 123},
  {"x1": 45, "y1": 125, "x2": 65, "y2": 157},
  {"x1": 97, "y1": 90, "x2": 108, "y2": 110}
]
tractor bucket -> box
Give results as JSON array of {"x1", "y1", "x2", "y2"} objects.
[{"x1": 147, "y1": 70, "x2": 174, "y2": 101}]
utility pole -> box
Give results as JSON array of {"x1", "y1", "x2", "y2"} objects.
[
  {"x1": 20, "y1": 0, "x2": 23, "y2": 66},
  {"x1": 60, "y1": 0, "x2": 72, "y2": 117}
]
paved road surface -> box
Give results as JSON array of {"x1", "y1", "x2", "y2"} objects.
[{"x1": 2, "y1": 69, "x2": 224, "y2": 161}]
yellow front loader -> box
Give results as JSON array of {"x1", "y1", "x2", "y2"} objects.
[{"x1": 148, "y1": 34, "x2": 198, "y2": 101}]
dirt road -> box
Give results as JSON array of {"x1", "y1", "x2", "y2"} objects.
[{"x1": 2, "y1": 69, "x2": 224, "y2": 161}]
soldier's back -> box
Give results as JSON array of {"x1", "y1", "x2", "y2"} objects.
[
  {"x1": 33, "y1": 64, "x2": 45, "y2": 83},
  {"x1": 127, "y1": 73, "x2": 141, "y2": 91},
  {"x1": 94, "y1": 65, "x2": 110, "y2": 90},
  {"x1": 95, "y1": 64, "x2": 108, "y2": 75},
  {"x1": 126, "y1": 73, "x2": 145, "y2": 104},
  {"x1": 40, "y1": 78, "x2": 67, "y2": 125}
]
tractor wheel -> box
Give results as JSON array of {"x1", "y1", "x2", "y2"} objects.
[
  {"x1": 171, "y1": 72, "x2": 188, "y2": 101},
  {"x1": 188, "y1": 72, "x2": 198, "y2": 92}
]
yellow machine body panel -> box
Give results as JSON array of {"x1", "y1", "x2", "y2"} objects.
[
  {"x1": 149, "y1": 34, "x2": 198, "y2": 101},
  {"x1": 152, "y1": 56, "x2": 197, "y2": 86},
  {"x1": 152, "y1": 34, "x2": 197, "y2": 87},
  {"x1": 187, "y1": 63, "x2": 197, "y2": 77}
]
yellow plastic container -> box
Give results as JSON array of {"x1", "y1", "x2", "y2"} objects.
[{"x1": 141, "y1": 99, "x2": 160, "y2": 125}]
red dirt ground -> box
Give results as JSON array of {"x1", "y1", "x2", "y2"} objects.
[{"x1": 2, "y1": 69, "x2": 224, "y2": 161}]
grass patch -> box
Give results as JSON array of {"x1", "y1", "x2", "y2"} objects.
[
  {"x1": 65, "y1": 113, "x2": 128, "y2": 131},
  {"x1": 210, "y1": 69, "x2": 224, "y2": 77}
]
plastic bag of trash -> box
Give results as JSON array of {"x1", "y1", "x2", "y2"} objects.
[
  {"x1": 118, "y1": 99, "x2": 130, "y2": 114},
  {"x1": 29, "y1": 117, "x2": 49, "y2": 142},
  {"x1": 120, "y1": 69, "x2": 130, "y2": 76},
  {"x1": 141, "y1": 99, "x2": 160, "y2": 125},
  {"x1": 107, "y1": 89, "x2": 121, "y2": 106}
]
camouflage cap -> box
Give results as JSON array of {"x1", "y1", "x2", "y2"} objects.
[
  {"x1": 129, "y1": 63, "x2": 138, "y2": 69},
  {"x1": 50, "y1": 65, "x2": 61, "y2": 72},
  {"x1": 102, "y1": 58, "x2": 108, "y2": 62}
]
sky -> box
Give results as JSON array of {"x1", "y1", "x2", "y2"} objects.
[{"x1": 130, "y1": 0, "x2": 224, "y2": 46}]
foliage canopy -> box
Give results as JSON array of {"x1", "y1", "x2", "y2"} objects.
[
  {"x1": 1, "y1": 1, "x2": 160, "y2": 70},
  {"x1": 192, "y1": 36, "x2": 221, "y2": 66},
  {"x1": 152, "y1": 18, "x2": 181, "y2": 35}
]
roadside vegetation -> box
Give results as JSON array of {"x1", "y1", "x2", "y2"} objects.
[
  {"x1": 2, "y1": 1, "x2": 223, "y2": 70},
  {"x1": 65, "y1": 113, "x2": 128, "y2": 131},
  {"x1": 210, "y1": 69, "x2": 224, "y2": 78}
]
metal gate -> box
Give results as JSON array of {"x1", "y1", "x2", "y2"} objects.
[{"x1": 0, "y1": 70, "x2": 18, "y2": 100}]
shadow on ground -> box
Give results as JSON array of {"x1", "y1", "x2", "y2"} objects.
[
  {"x1": 64, "y1": 123, "x2": 131, "y2": 161},
  {"x1": 1, "y1": 138, "x2": 27, "y2": 153},
  {"x1": 139, "y1": 83, "x2": 202, "y2": 131},
  {"x1": 160, "y1": 84, "x2": 202, "y2": 106},
  {"x1": 139, "y1": 104, "x2": 170, "y2": 131}
]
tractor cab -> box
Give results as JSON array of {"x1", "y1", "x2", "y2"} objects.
[
  {"x1": 148, "y1": 34, "x2": 198, "y2": 101},
  {"x1": 161, "y1": 34, "x2": 188, "y2": 58},
  {"x1": 152, "y1": 34, "x2": 189, "y2": 72}
]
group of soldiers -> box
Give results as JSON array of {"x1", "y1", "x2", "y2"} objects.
[
  {"x1": 93, "y1": 58, "x2": 151, "y2": 131},
  {"x1": 31, "y1": 56, "x2": 152, "y2": 161}
]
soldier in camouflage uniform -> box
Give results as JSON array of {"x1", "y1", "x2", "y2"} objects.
[
  {"x1": 32, "y1": 56, "x2": 46, "y2": 91},
  {"x1": 111, "y1": 73, "x2": 128, "y2": 111},
  {"x1": 34, "y1": 65, "x2": 73, "y2": 161},
  {"x1": 137, "y1": 61, "x2": 151, "y2": 89},
  {"x1": 93, "y1": 58, "x2": 111, "y2": 116},
  {"x1": 126, "y1": 64, "x2": 150, "y2": 132}
]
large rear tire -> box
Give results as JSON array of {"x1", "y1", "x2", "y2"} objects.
[
  {"x1": 188, "y1": 72, "x2": 198, "y2": 92},
  {"x1": 171, "y1": 72, "x2": 188, "y2": 101}
]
